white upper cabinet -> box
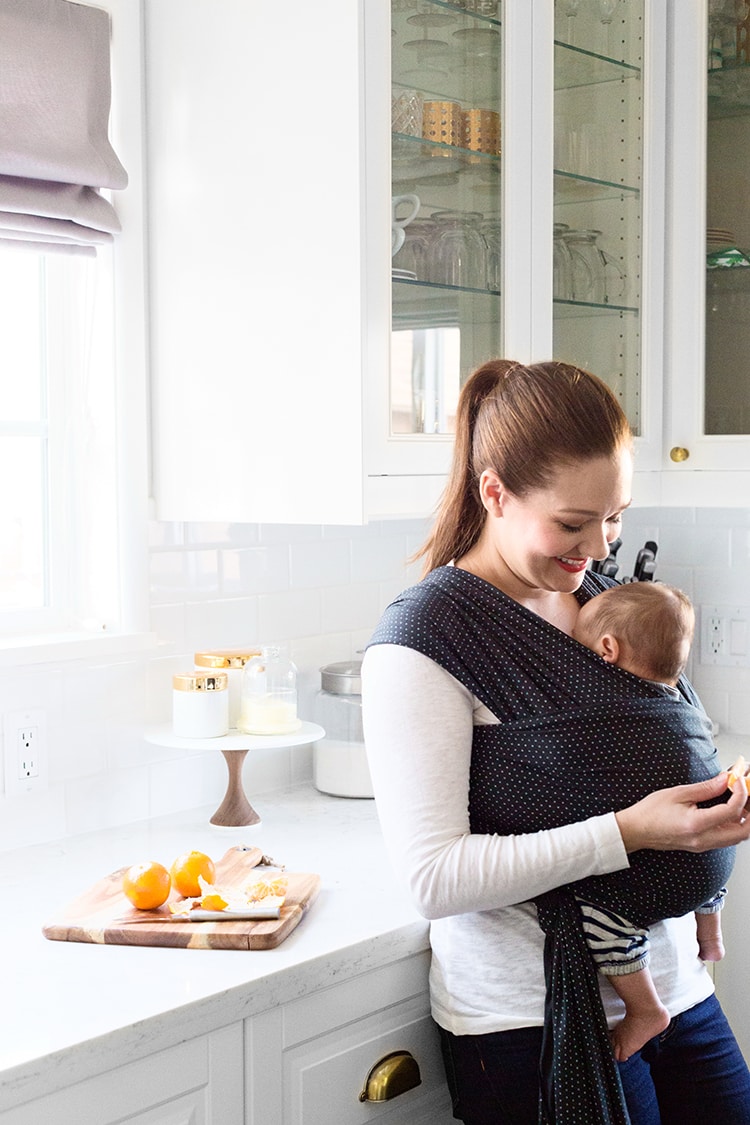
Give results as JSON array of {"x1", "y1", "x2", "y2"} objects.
[
  {"x1": 662, "y1": 0, "x2": 750, "y2": 503},
  {"x1": 147, "y1": 0, "x2": 731, "y2": 524}
]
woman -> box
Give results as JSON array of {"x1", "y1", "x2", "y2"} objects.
[{"x1": 362, "y1": 360, "x2": 750, "y2": 1125}]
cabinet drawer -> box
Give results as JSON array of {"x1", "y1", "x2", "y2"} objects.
[
  {"x1": 283, "y1": 995, "x2": 453, "y2": 1125},
  {"x1": 0, "y1": 1025, "x2": 243, "y2": 1125}
]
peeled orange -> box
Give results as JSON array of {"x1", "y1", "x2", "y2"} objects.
[
  {"x1": 122, "y1": 861, "x2": 171, "y2": 910},
  {"x1": 170, "y1": 850, "x2": 216, "y2": 898}
]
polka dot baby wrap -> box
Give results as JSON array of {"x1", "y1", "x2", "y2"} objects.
[{"x1": 369, "y1": 566, "x2": 735, "y2": 1125}]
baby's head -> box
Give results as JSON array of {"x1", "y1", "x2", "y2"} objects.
[{"x1": 573, "y1": 582, "x2": 695, "y2": 686}]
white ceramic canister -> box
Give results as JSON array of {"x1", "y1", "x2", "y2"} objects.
[
  {"x1": 194, "y1": 649, "x2": 260, "y2": 730},
  {"x1": 172, "y1": 670, "x2": 229, "y2": 738},
  {"x1": 312, "y1": 660, "x2": 373, "y2": 798}
]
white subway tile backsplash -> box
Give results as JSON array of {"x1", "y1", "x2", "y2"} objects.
[
  {"x1": 150, "y1": 549, "x2": 221, "y2": 601},
  {"x1": 4, "y1": 508, "x2": 750, "y2": 851},
  {"x1": 148, "y1": 748, "x2": 226, "y2": 819},
  {"x1": 351, "y1": 534, "x2": 412, "y2": 585},
  {"x1": 222, "y1": 546, "x2": 290, "y2": 594},
  {"x1": 257, "y1": 588, "x2": 322, "y2": 641},
  {"x1": 184, "y1": 596, "x2": 259, "y2": 652},
  {"x1": 259, "y1": 524, "x2": 324, "y2": 545},
  {"x1": 65, "y1": 766, "x2": 151, "y2": 836},
  {"x1": 290, "y1": 538, "x2": 350, "y2": 589},
  {"x1": 321, "y1": 582, "x2": 381, "y2": 635},
  {"x1": 0, "y1": 787, "x2": 67, "y2": 851}
]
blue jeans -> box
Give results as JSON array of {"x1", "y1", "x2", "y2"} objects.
[{"x1": 438, "y1": 994, "x2": 750, "y2": 1124}]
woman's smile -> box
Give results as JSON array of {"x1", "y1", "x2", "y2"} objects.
[{"x1": 555, "y1": 555, "x2": 590, "y2": 574}]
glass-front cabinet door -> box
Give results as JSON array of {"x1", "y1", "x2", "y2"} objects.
[
  {"x1": 666, "y1": 0, "x2": 750, "y2": 490},
  {"x1": 389, "y1": 0, "x2": 503, "y2": 440},
  {"x1": 552, "y1": 0, "x2": 647, "y2": 440},
  {"x1": 705, "y1": 0, "x2": 750, "y2": 436}
]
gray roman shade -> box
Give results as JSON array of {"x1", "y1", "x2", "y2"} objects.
[{"x1": 0, "y1": 0, "x2": 127, "y2": 256}]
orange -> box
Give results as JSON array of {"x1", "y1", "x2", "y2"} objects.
[
  {"x1": 170, "y1": 850, "x2": 216, "y2": 898},
  {"x1": 122, "y1": 861, "x2": 171, "y2": 910}
]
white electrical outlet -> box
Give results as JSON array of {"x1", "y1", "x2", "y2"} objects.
[
  {"x1": 3, "y1": 709, "x2": 47, "y2": 794},
  {"x1": 700, "y1": 606, "x2": 750, "y2": 666}
]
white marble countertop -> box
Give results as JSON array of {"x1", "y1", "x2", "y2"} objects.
[{"x1": 0, "y1": 785, "x2": 429, "y2": 1113}]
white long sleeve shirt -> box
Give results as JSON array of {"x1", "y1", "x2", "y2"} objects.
[{"x1": 362, "y1": 643, "x2": 714, "y2": 1035}]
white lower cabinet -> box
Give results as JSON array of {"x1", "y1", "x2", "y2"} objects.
[
  {"x1": 2, "y1": 952, "x2": 449, "y2": 1125},
  {"x1": 1, "y1": 1025, "x2": 243, "y2": 1125},
  {"x1": 245, "y1": 951, "x2": 453, "y2": 1125}
]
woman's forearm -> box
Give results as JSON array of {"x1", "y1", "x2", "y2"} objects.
[
  {"x1": 615, "y1": 774, "x2": 750, "y2": 854},
  {"x1": 363, "y1": 644, "x2": 629, "y2": 918}
]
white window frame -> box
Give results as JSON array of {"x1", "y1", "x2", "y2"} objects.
[{"x1": 0, "y1": 0, "x2": 153, "y2": 667}]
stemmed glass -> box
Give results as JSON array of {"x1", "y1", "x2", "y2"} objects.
[
  {"x1": 562, "y1": 0, "x2": 583, "y2": 46},
  {"x1": 598, "y1": 0, "x2": 621, "y2": 56}
]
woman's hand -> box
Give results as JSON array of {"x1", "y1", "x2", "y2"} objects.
[{"x1": 615, "y1": 773, "x2": 750, "y2": 854}]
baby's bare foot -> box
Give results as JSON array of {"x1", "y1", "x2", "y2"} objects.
[
  {"x1": 699, "y1": 937, "x2": 725, "y2": 962},
  {"x1": 611, "y1": 1006, "x2": 670, "y2": 1063}
]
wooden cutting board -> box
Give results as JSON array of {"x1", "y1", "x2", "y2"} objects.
[{"x1": 43, "y1": 846, "x2": 321, "y2": 951}]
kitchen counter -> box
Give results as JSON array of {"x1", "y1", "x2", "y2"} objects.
[{"x1": 0, "y1": 785, "x2": 429, "y2": 1113}]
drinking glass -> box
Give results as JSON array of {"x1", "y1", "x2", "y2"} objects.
[
  {"x1": 477, "y1": 219, "x2": 502, "y2": 291},
  {"x1": 562, "y1": 229, "x2": 625, "y2": 303},
  {"x1": 394, "y1": 218, "x2": 437, "y2": 280},
  {"x1": 428, "y1": 210, "x2": 486, "y2": 289},
  {"x1": 553, "y1": 222, "x2": 574, "y2": 299}
]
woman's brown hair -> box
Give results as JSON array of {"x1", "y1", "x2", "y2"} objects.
[{"x1": 418, "y1": 359, "x2": 633, "y2": 573}]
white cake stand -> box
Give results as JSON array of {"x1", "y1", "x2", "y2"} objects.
[{"x1": 145, "y1": 722, "x2": 324, "y2": 827}]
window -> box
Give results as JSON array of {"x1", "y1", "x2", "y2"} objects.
[
  {"x1": 0, "y1": 0, "x2": 150, "y2": 661},
  {"x1": 0, "y1": 246, "x2": 127, "y2": 641}
]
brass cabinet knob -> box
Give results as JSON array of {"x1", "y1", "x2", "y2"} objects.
[
  {"x1": 669, "y1": 446, "x2": 690, "y2": 463},
  {"x1": 359, "y1": 1050, "x2": 422, "y2": 1102}
]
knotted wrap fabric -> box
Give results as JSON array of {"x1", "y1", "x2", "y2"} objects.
[{"x1": 368, "y1": 566, "x2": 734, "y2": 1125}]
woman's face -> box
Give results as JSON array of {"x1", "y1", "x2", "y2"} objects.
[{"x1": 483, "y1": 447, "x2": 633, "y2": 595}]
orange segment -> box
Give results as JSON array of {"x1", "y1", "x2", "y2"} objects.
[{"x1": 122, "y1": 861, "x2": 171, "y2": 910}]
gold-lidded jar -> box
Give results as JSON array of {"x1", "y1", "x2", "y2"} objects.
[
  {"x1": 194, "y1": 649, "x2": 261, "y2": 730},
  {"x1": 172, "y1": 670, "x2": 229, "y2": 739}
]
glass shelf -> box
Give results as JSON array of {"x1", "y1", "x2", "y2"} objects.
[
  {"x1": 408, "y1": 0, "x2": 501, "y2": 28},
  {"x1": 393, "y1": 279, "x2": 501, "y2": 330},
  {"x1": 554, "y1": 170, "x2": 639, "y2": 204},
  {"x1": 554, "y1": 41, "x2": 641, "y2": 89},
  {"x1": 553, "y1": 298, "x2": 638, "y2": 319},
  {"x1": 393, "y1": 132, "x2": 501, "y2": 170}
]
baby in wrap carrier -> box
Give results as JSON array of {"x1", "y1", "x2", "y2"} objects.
[{"x1": 573, "y1": 581, "x2": 727, "y2": 1062}]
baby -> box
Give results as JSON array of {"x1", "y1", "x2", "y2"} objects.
[{"x1": 573, "y1": 581, "x2": 726, "y2": 1062}]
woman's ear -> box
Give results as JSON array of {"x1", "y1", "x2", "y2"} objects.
[
  {"x1": 478, "y1": 469, "x2": 505, "y2": 516},
  {"x1": 598, "y1": 634, "x2": 620, "y2": 665}
]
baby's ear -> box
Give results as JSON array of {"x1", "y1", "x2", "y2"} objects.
[{"x1": 599, "y1": 634, "x2": 620, "y2": 664}]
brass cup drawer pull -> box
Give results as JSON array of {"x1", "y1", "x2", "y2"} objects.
[{"x1": 359, "y1": 1050, "x2": 422, "y2": 1102}]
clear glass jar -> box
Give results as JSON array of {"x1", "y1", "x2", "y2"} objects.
[
  {"x1": 312, "y1": 660, "x2": 373, "y2": 798},
  {"x1": 238, "y1": 645, "x2": 300, "y2": 735}
]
